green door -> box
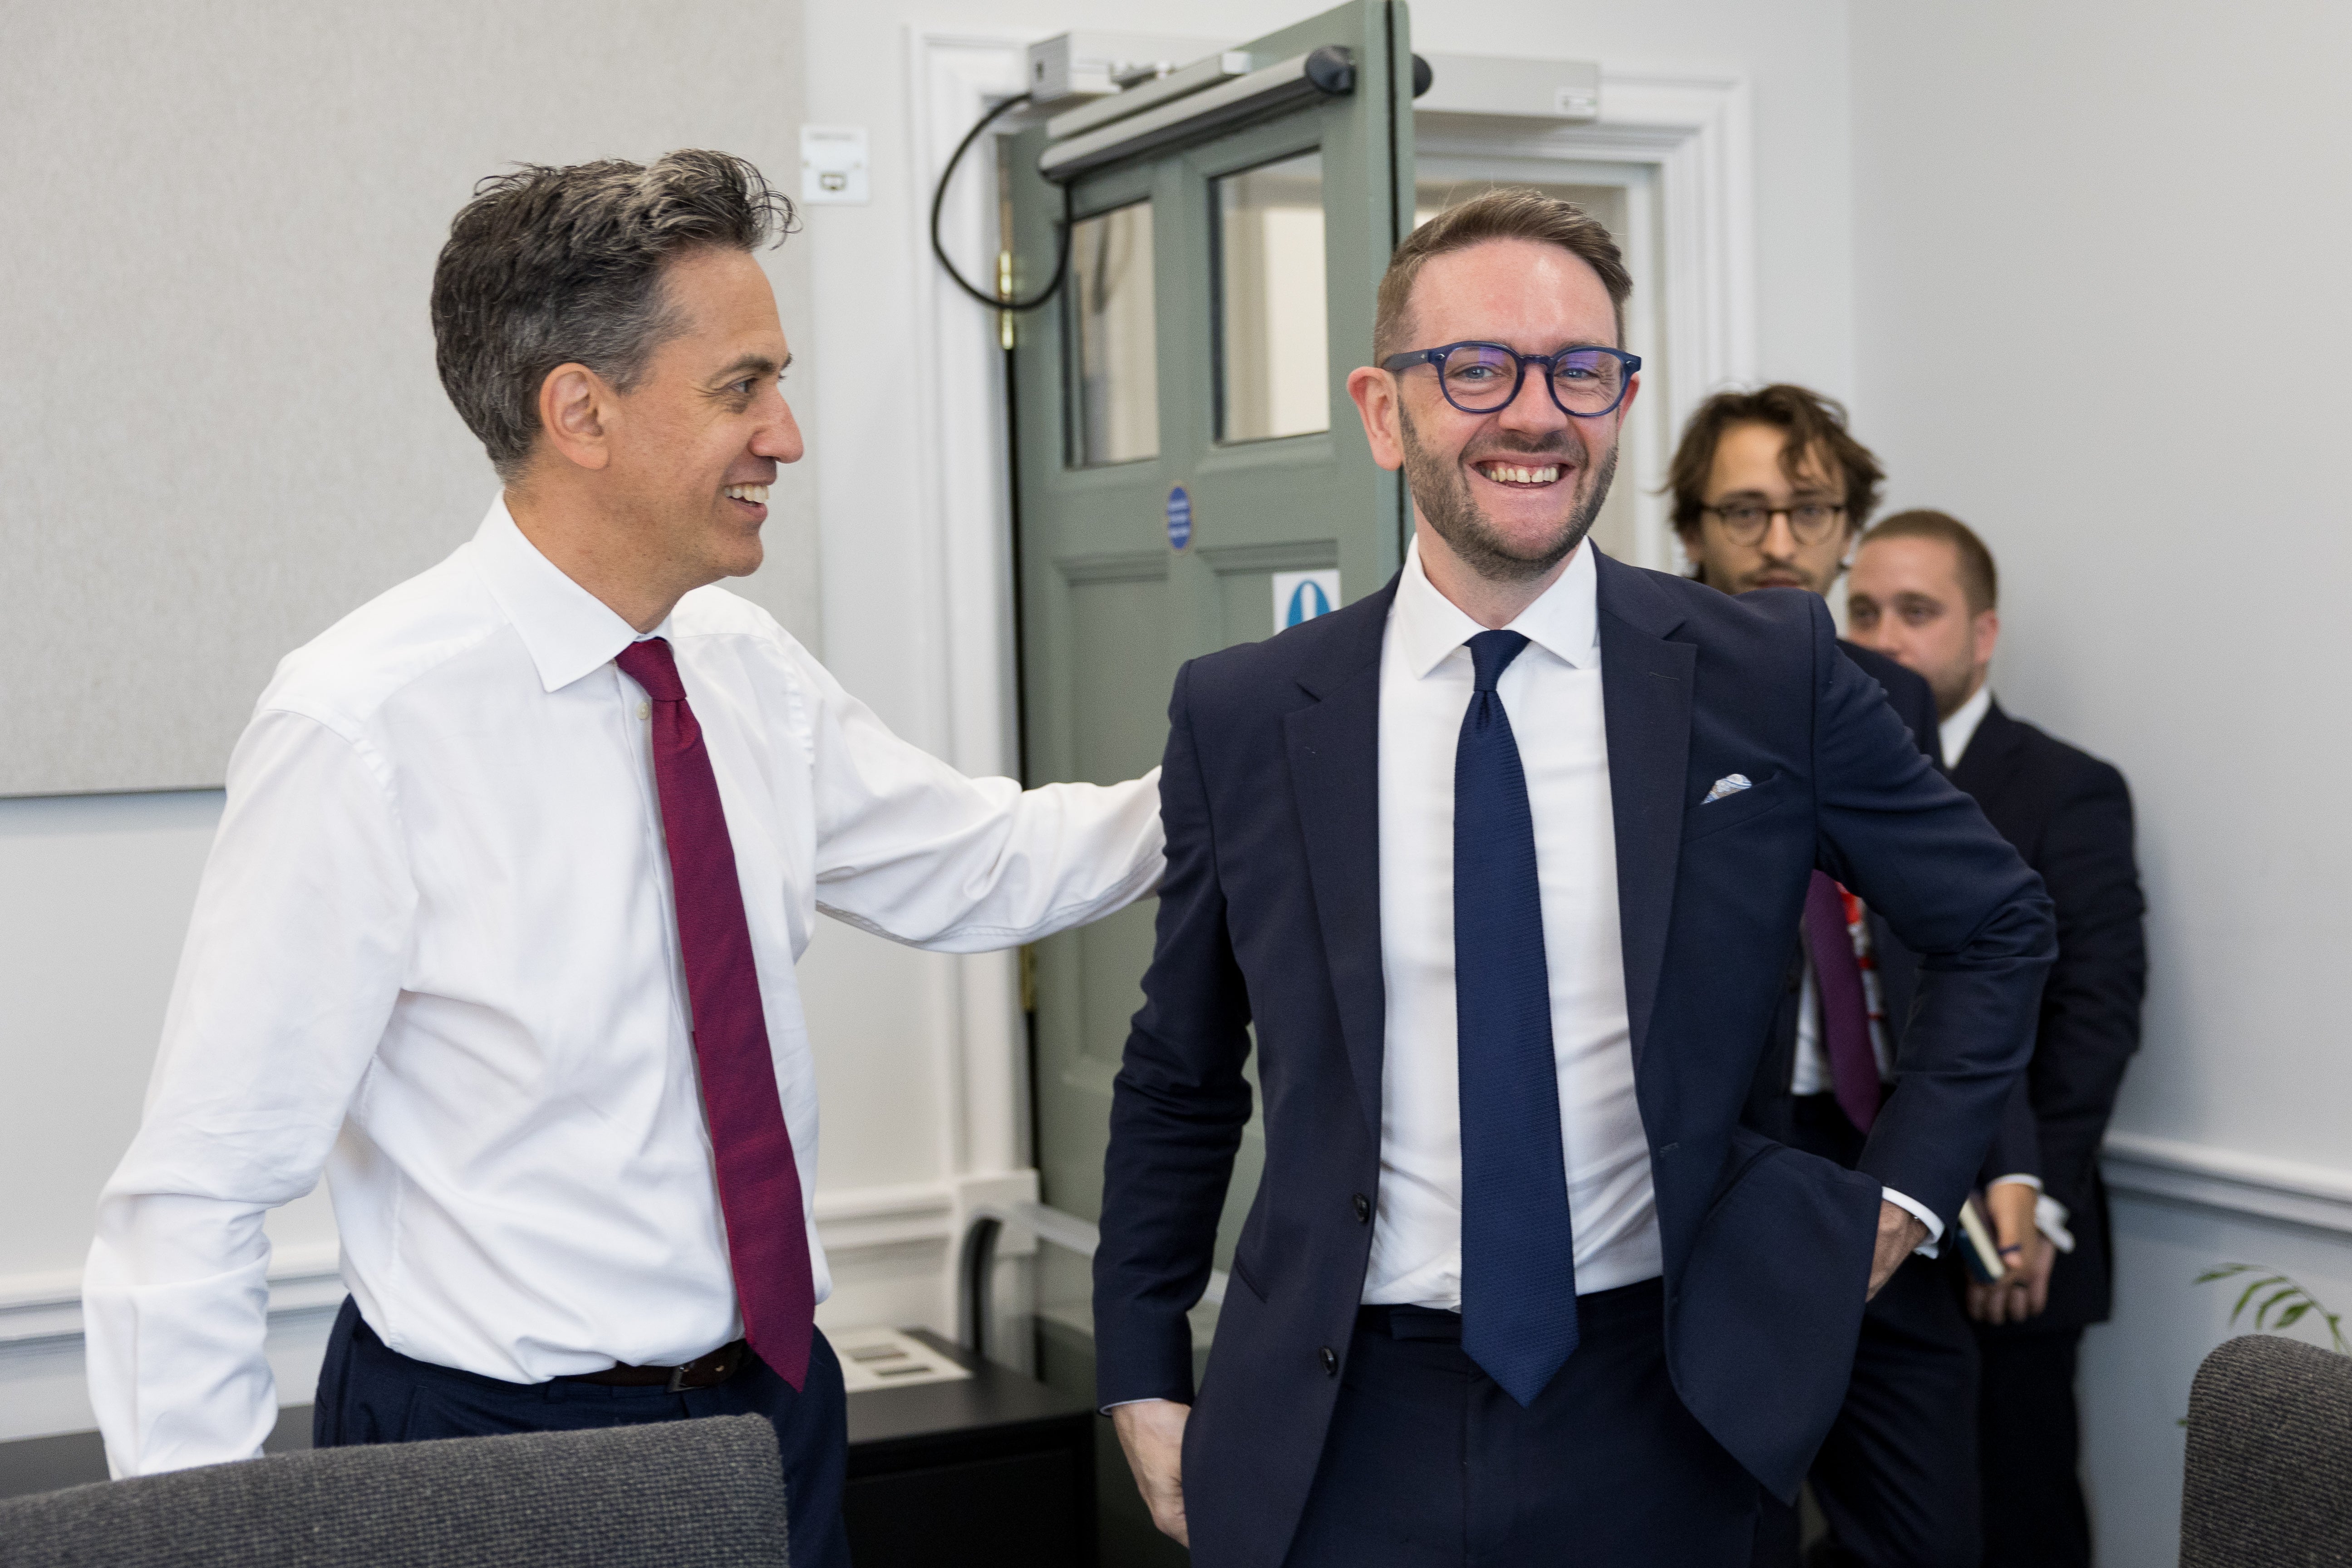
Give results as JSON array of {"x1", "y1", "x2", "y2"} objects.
[{"x1": 1010, "y1": 1, "x2": 1418, "y2": 1279}]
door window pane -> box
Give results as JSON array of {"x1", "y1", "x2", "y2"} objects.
[
  {"x1": 1067, "y1": 202, "x2": 1158, "y2": 467},
  {"x1": 1216, "y1": 152, "x2": 1329, "y2": 443}
]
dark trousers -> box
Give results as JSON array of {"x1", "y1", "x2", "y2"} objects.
[
  {"x1": 314, "y1": 1297, "x2": 849, "y2": 1568},
  {"x1": 1281, "y1": 1278, "x2": 1760, "y2": 1567},
  {"x1": 1753, "y1": 1096, "x2": 1981, "y2": 1568},
  {"x1": 1977, "y1": 1327, "x2": 2091, "y2": 1568}
]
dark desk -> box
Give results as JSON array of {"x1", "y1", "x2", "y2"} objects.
[{"x1": 844, "y1": 1331, "x2": 1096, "y2": 1568}]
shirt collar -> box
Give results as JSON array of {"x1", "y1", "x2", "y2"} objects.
[
  {"x1": 1941, "y1": 681, "x2": 1994, "y2": 767},
  {"x1": 468, "y1": 496, "x2": 665, "y2": 693},
  {"x1": 1391, "y1": 532, "x2": 1601, "y2": 679}
]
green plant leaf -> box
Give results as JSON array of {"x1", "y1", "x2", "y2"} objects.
[
  {"x1": 2233, "y1": 1276, "x2": 2287, "y2": 1323},
  {"x1": 2256, "y1": 1285, "x2": 2303, "y2": 1327}
]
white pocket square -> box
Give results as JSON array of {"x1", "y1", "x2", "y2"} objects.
[{"x1": 1703, "y1": 773, "x2": 1752, "y2": 804}]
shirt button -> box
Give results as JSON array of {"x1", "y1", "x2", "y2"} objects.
[
  {"x1": 1352, "y1": 1194, "x2": 1371, "y2": 1224},
  {"x1": 638, "y1": 701, "x2": 651, "y2": 720},
  {"x1": 1319, "y1": 1346, "x2": 1338, "y2": 1377}
]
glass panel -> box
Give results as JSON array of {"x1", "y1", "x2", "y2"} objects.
[
  {"x1": 1066, "y1": 201, "x2": 1158, "y2": 467},
  {"x1": 1216, "y1": 152, "x2": 1329, "y2": 443}
]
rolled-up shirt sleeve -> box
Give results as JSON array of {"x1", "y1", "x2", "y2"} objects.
[
  {"x1": 799, "y1": 652, "x2": 1164, "y2": 951},
  {"x1": 84, "y1": 708, "x2": 413, "y2": 1477}
]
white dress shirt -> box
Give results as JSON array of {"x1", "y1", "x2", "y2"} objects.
[
  {"x1": 1362, "y1": 542, "x2": 1939, "y2": 1309},
  {"x1": 1365, "y1": 539, "x2": 1660, "y2": 1305},
  {"x1": 1941, "y1": 683, "x2": 1993, "y2": 770},
  {"x1": 84, "y1": 498, "x2": 1163, "y2": 1477}
]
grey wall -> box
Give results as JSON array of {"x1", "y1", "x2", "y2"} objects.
[
  {"x1": 1850, "y1": 5, "x2": 2352, "y2": 1559},
  {"x1": 0, "y1": 0, "x2": 817, "y2": 795}
]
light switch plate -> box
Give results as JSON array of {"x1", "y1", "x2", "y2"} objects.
[{"x1": 800, "y1": 125, "x2": 869, "y2": 205}]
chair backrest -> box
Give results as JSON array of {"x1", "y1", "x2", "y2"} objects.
[
  {"x1": 0, "y1": 1414, "x2": 787, "y2": 1568},
  {"x1": 2180, "y1": 1332, "x2": 2352, "y2": 1568}
]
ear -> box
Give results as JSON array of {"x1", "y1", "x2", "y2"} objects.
[
  {"x1": 537, "y1": 363, "x2": 616, "y2": 472},
  {"x1": 1347, "y1": 365, "x2": 1404, "y2": 472},
  {"x1": 1971, "y1": 606, "x2": 2001, "y2": 668}
]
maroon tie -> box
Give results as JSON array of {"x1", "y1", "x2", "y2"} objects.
[
  {"x1": 1804, "y1": 870, "x2": 1883, "y2": 1134},
  {"x1": 617, "y1": 637, "x2": 814, "y2": 1389}
]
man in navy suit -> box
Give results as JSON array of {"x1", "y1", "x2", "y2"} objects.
[
  {"x1": 1092, "y1": 189, "x2": 2054, "y2": 1568},
  {"x1": 1669, "y1": 390, "x2": 2042, "y2": 1568},
  {"x1": 1849, "y1": 511, "x2": 2146, "y2": 1568}
]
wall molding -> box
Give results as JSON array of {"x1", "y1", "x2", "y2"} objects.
[
  {"x1": 2103, "y1": 1131, "x2": 2352, "y2": 1238},
  {"x1": 0, "y1": 1178, "x2": 1011, "y2": 1349}
]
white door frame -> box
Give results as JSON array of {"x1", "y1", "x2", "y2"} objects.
[{"x1": 905, "y1": 33, "x2": 1756, "y2": 1197}]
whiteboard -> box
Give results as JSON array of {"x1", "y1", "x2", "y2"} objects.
[{"x1": 0, "y1": 0, "x2": 817, "y2": 795}]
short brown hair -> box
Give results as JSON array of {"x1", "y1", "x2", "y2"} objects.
[
  {"x1": 1864, "y1": 510, "x2": 1999, "y2": 614},
  {"x1": 1666, "y1": 384, "x2": 1885, "y2": 540},
  {"x1": 432, "y1": 150, "x2": 793, "y2": 479},
  {"x1": 1374, "y1": 188, "x2": 1631, "y2": 359}
]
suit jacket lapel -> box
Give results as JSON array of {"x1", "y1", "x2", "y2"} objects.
[
  {"x1": 1951, "y1": 698, "x2": 2024, "y2": 798},
  {"x1": 1285, "y1": 577, "x2": 1399, "y2": 1139},
  {"x1": 1594, "y1": 551, "x2": 1694, "y2": 1064}
]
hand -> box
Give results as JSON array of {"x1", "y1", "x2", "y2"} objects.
[
  {"x1": 1968, "y1": 1204, "x2": 2057, "y2": 1324},
  {"x1": 1112, "y1": 1398, "x2": 1191, "y2": 1544},
  {"x1": 1868, "y1": 1200, "x2": 1929, "y2": 1300}
]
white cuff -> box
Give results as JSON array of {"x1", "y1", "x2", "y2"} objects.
[
  {"x1": 2035, "y1": 1193, "x2": 2076, "y2": 1253},
  {"x1": 1987, "y1": 1173, "x2": 2043, "y2": 1194},
  {"x1": 1881, "y1": 1187, "x2": 1944, "y2": 1258}
]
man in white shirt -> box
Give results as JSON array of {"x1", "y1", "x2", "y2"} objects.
[
  {"x1": 82, "y1": 151, "x2": 1162, "y2": 1566},
  {"x1": 1090, "y1": 189, "x2": 2052, "y2": 1567}
]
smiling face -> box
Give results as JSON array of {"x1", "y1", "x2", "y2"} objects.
[
  {"x1": 1684, "y1": 421, "x2": 1854, "y2": 597},
  {"x1": 1349, "y1": 236, "x2": 1635, "y2": 591},
  {"x1": 591, "y1": 245, "x2": 803, "y2": 593},
  {"x1": 1847, "y1": 533, "x2": 1999, "y2": 718}
]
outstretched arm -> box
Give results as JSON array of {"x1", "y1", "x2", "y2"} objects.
[{"x1": 796, "y1": 639, "x2": 1165, "y2": 952}]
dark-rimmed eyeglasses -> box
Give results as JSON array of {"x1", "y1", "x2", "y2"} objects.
[
  {"x1": 1699, "y1": 501, "x2": 1848, "y2": 546},
  {"x1": 1378, "y1": 341, "x2": 1641, "y2": 418}
]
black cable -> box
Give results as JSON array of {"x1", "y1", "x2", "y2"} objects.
[{"x1": 930, "y1": 90, "x2": 1073, "y2": 314}]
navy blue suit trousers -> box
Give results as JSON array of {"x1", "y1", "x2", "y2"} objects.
[{"x1": 313, "y1": 1297, "x2": 848, "y2": 1567}]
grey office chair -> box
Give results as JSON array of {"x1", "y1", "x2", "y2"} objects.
[
  {"x1": 0, "y1": 1414, "x2": 787, "y2": 1568},
  {"x1": 2180, "y1": 1332, "x2": 2352, "y2": 1567}
]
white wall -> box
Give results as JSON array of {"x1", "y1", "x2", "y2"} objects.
[
  {"x1": 1849, "y1": 4, "x2": 2352, "y2": 1559},
  {"x1": 0, "y1": 0, "x2": 1876, "y2": 1446}
]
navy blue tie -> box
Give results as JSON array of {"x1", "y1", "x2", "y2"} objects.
[{"x1": 1455, "y1": 629, "x2": 1579, "y2": 1406}]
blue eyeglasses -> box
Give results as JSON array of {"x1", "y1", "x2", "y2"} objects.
[{"x1": 1379, "y1": 341, "x2": 1641, "y2": 418}]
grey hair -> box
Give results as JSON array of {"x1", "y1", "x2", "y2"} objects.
[{"x1": 430, "y1": 150, "x2": 794, "y2": 479}]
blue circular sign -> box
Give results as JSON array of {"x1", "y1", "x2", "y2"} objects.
[{"x1": 1166, "y1": 486, "x2": 1192, "y2": 551}]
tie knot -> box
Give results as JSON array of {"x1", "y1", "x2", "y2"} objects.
[
  {"x1": 615, "y1": 636, "x2": 686, "y2": 702},
  {"x1": 1465, "y1": 629, "x2": 1530, "y2": 693}
]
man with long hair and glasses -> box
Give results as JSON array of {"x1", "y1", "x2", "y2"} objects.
[
  {"x1": 82, "y1": 152, "x2": 1164, "y2": 1565},
  {"x1": 1092, "y1": 191, "x2": 2051, "y2": 1568},
  {"x1": 1668, "y1": 388, "x2": 2044, "y2": 1568}
]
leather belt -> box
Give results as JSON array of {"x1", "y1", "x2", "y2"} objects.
[{"x1": 559, "y1": 1339, "x2": 753, "y2": 1393}]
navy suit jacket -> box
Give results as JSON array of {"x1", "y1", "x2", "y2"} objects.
[
  {"x1": 1093, "y1": 551, "x2": 2054, "y2": 1568},
  {"x1": 1747, "y1": 640, "x2": 2046, "y2": 1187},
  {"x1": 1950, "y1": 699, "x2": 2145, "y2": 1331}
]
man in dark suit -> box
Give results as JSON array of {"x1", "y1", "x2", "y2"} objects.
[
  {"x1": 1091, "y1": 188, "x2": 2054, "y2": 1568},
  {"x1": 1668, "y1": 389, "x2": 2041, "y2": 1568},
  {"x1": 1849, "y1": 511, "x2": 2145, "y2": 1568}
]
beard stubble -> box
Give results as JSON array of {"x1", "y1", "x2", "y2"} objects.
[{"x1": 1399, "y1": 404, "x2": 1619, "y2": 584}]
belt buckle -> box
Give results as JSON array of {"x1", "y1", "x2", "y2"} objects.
[{"x1": 666, "y1": 1362, "x2": 692, "y2": 1394}]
